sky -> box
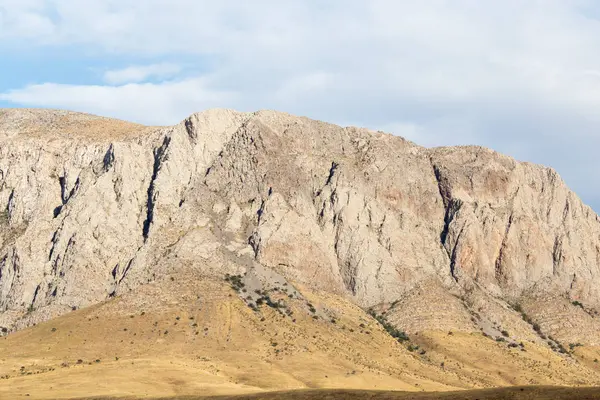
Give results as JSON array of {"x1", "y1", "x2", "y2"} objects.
[{"x1": 1, "y1": 0, "x2": 600, "y2": 211}]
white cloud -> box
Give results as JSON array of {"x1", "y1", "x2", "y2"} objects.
[
  {"x1": 0, "y1": 0, "x2": 55, "y2": 39},
  {"x1": 102, "y1": 63, "x2": 182, "y2": 85},
  {"x1": 0, "y1": 78, "x2": 235, "y2": 125}
]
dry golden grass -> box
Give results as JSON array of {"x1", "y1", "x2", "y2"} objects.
[
  {"x1": 1, "y1": 275, "x2": 599, "y2": 399},
  {"x1": 0, "y1": 108, "x2": 158, "y2": 142}
]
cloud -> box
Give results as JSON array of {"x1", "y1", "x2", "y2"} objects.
[
  {"x1": 102, "y1": 63, "x2": 182, "y2": 85},
  {"x1": 0, "y1": 0, "x2": 56, "y2": 39},
  {"x1": 3, "y1": 1, "x2": 600, "y2": 209},
  {"x1": 0, "y1": 78, "x2": 235, "y2": 125}
]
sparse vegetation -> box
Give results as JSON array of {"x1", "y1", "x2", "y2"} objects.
[
  {"x1": 569, "y1": 343, "x2": 583, "y2": 351},
  {"x1": 407, "y1": 344, "x2": 419, "y2": 352},
  {"x1": 367, "y1": 308, "x2": 409, "y2": 343},
  {"x1": 224, "y1": 274, "x2": 245, "y2": 291}
]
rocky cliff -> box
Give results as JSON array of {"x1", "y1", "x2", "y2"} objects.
[{"x1": 1, "y1": 108, "x2": 599, "y2": 346}]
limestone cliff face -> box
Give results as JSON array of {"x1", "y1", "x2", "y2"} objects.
[{"x1": 0, "y1": 108, "x2": 599, "y2": 342}]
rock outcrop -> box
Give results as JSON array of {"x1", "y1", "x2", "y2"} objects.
[{"x1": 1, "y1": 108, "x2": 599, "y2": 345}]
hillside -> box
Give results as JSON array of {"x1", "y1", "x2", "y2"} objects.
[{"x1": 1, "y1": 108, "x2": 600, "y2": 398}]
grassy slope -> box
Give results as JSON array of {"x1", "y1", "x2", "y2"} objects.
[{"x1": 1, "y1": 275, "x2": 600, "y2": 399}]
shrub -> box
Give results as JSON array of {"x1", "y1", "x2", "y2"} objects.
[
  {"x1": 225, "y1": 274, "x2": 245, "y2": 291},
  {"x1": 572, "y1": 300, "x2": 584, "y2": 308},
  {"x1": 501, "y1": 330, "x2": 510, "y2": 337},
  {"x1": 558, "y1": 344, "x2": 568, "y2": 354},
  {"x1": 569, "y1": 343, "x2": 583, "y2": 351},
  {"x1": 512, "y1": 303, "x2": 524, "y2": 313}
]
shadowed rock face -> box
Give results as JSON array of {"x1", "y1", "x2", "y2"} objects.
[{"x1": 0, "y1": 108, "x2": 599, "y2": 344}]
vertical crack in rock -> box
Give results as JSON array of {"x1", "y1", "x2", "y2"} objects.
[
  {"x1": 448, "y1": 226, "x2": 465, "y2": 282},
  {"x1": 0, "y1": 249, "x2": 20, "y2": 304},
  {"x1": 103, "y1": 144, "x2": 115, "y2": 172},
  {"x1": 248, "y1": 195, "x2": 269, "y2": 258},
  {"x1": 31, "y1": 283, "x2": 41, "y2": 309},
  {"x1": 494, "y1": 212, "x2": 514, "y2": 280},
  {"x1": 118, "y1": 258, "x2": 135, "y2": 285},
  {"x1": 143, "y1": 135, "x2": 171, "y2": 241},
  {"x1": 6, "y1": 189, "x2": 15, "y2": 222},
  {"x1": 432, "y1": 159, "x2": 462, "y2": 281},
  {"x1": 562, "y1": 198, "x2": 571, "y2": 224},
  {"x1": 109, "y1": 258, "x2": 136, "y2": 297},
  {"x1": 55, "y1": 174, "x2": 81, "y2": 218},
  {"x1": 59, "y1": 176, "x2": 68, "y2": 204},
  {"x1": 184, "y1": 117, "x2": 197, "y2": 144},
  {"x1": 432, "y1": 163, "x2": 451, "y2": 208},
  {"x1": 326, "y1": 161, "x2": 339, "y2": 185},
  {"x1": 553, "y1": 236, "x2": 563, "y2": 276}
]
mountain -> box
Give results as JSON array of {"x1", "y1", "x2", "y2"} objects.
[{"x1": 1, "y1": 108, "x2": 600, "y2": 398}]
